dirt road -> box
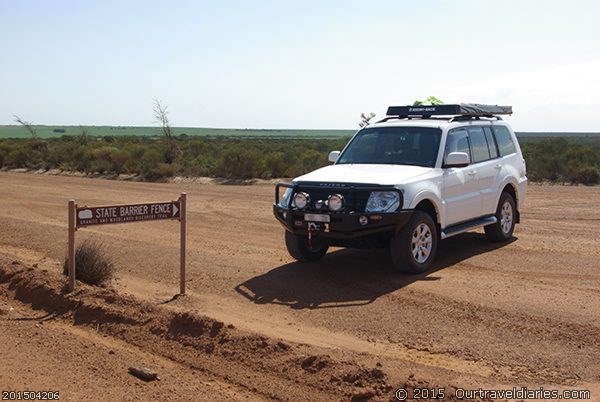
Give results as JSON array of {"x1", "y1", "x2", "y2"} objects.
[{"x1": 0, "y1": 171, "x2": 599, "y2": 401}]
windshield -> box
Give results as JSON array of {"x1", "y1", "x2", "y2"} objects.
[{"x1": 337, "y1": 126, "x2": 442, "y2": 167}]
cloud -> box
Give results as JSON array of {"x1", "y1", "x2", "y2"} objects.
[{"x1": 439, "y1": 60, "x2": 600, "y2": 131}]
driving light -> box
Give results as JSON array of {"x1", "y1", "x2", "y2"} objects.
[
  {"x1": 327, "y1": 194, "x2": 344, "y2": 211},
  {"x1": 293, "y1": 192, "x2": 310, "y2": 209},
  {"x1": 365, "y1": 191, "x2": 400, "y2": 213}
]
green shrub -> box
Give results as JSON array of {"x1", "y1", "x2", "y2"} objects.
[
  {"x1": 125, "y1": 144, "x2": 146, "y2": 160},
  {"x1": 6, "y1": 147, "x2": 30, "y2": 167},
  {"x1": 184, "y1": 139, "x2": 206, "y2": 159},
  {"x1": 47, "y1": 142, "x2": 86, "y2": 170},
  {"x1": 1, "y1": 135, "x2": 598, "y2": 183},
  {"x1": 215, "y1": 147, "x2": 266, "y2": 179},
  {"x1": 144, "y1": 162, "x2": 178, "y2": 181},
  {"x1": 90, "y1": 159, "x2": 112, "y2": 174},
  {"x1": 140, "y1": 148, "x2": 163, "y2": 177},
  {"x1": 187, "y1": 155, "x2": 217, "y2": 176},
  {"x1": 109, "y1": 148, "x2": 130, "y2": 173},
  {"x1": 521, "y1": 138, "x2": 600, "y2": 184},
  {"x1": 27, "y1": 139, "x2": 49, "y2": 153},
  {"x1": 91, "y1": 146, "x2": 119, "y2": 161},
  {"x1": 163, "y1": 139, "x2": 181, "y2": 164},
  {"x1": 568, "y1": 166, "x2": 600, "y2": 185},
  {"x1": 63, "y1": 240, "x2": 115, "y2": 286},
  {"x1": 264, "y1": 152, "x2": 286, "y2": 178},
  {"x1": 286, "y1": 149, "x2": 328, "y2": 177}
]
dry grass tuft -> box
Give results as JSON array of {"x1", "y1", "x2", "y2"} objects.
[{"x1": 63, "y1": 240, "x2": 115, "y2": 286}]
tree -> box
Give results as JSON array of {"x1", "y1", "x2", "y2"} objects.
[
  {"x1": 153, "y1": 99, "x2": 180, "y2": 163},
  {"x1": 77, "y1": 126, "x2": 89, "y2": 145},
  {"x1": 13, "y1": 115, "x2": 38, "y2": 138},
  {"x1": 153, "y1": 99, "x2": 173, "y2": 140},
  {"x1": 359, "y1": 112, "x2": 376, "y2": 128}
]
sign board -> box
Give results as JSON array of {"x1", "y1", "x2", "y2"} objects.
[
  {"x1": 76, "y1": 201, "x2": 180, "y2": 227},
  {"x1": 67, "y1": 194, "x2": 187, "y2": 295}
]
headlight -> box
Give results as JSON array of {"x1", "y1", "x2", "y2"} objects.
[
  {"x1": 365, "y1": 191, "x2": 400, "y2": 212},
  {"x1": 293, "y1": 192, "x2": 310, "y2": 209},
  {"x1": 327, "y1": 194, "x2": 344, "y2": 211}
]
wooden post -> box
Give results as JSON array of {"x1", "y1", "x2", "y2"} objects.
[
  {"x1": 179, "y1": 192, "x2": 187, "y2": 295},
  {"x1": 68, "y1": 199, "x2": 76, "y2": 292}
]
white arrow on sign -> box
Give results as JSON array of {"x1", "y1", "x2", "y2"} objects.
[{"x1": 173, "y1": 203, "x2": 179, "y2": 217}]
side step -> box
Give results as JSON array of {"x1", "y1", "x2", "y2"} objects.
[{"x1": 441, "y1": 215, "x2": 497, "y2": 239}]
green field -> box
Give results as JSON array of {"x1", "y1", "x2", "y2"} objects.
[
  {"x1": 2, "y1": 125, "x2": 600, "y2": 142},
  {"x1": 0, "y1": 125, "x2": 356, "y2": 139}
]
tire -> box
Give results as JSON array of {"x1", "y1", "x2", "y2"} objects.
[
  {"x1": 390, "y1": 211, "x2": 438, "y2": 274},
  {"x1": 284, "y1": 231, "x2": 329, "y2": 262},
  {"x1": 484, "y1": 192, "x2": 516, "y2": 242}
]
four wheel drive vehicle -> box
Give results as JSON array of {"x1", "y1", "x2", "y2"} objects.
[{"x1": 273, "y1": 103, "x2": 527, "y2": 273}]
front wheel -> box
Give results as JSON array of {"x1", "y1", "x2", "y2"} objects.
[
  {"x1": 484, "y1": 192, "x2": 516, "y2": 242},
  {"x1": 284, "y1": 231, "x2": 329, "y2": 262},
  {"x1": 390, "y1": 211, "x2": 438, "y2": 274}
]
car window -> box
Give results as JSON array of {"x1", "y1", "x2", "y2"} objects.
[
  {"x1": 341, "y1": 131, "x2": 379, "y2": 162},
  {"x1": 483, "y1": 127, "x2": 499, "y2": 158},
  {"x1": 492, "y1": 125, "x2": 517, "y2": 156},
  {"x1": 444, "y1": 129, "x2": 470, "y2": 164},
  {"x1": 337, "y1": 127, "x2": 441, "y2": 167},
  {"x1": 467, "y1": 127, "x2": 491, "y2": 163}
]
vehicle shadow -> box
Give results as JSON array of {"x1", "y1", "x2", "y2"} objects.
[{"x1": 235, "y1": 233, "x2": 516, "y2": 309}]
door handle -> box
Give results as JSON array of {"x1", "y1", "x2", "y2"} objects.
[
  {"x1": 467, "y1": 171, "x2": 477, "y2": 176},
  {"x1": 494, "y1": 164, "x2": 502, "y2": 170}
]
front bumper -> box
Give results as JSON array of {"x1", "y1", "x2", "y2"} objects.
[
  {"x1": 273, "y1": 182, "x2": 413, "y2": 239},
  {"x1": 273, "y1": 205, "x2": 413, "y2": 238}
]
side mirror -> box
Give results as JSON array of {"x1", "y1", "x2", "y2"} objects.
[
  {"x1": 328, "y1": 151, "x2": 340, "y2": 163},
  {"x1": 445, "y1": 152, "x2": 470, "y2": 168}
]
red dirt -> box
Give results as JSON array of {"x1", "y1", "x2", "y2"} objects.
[{"x1": 1, "y1": 172, "x2": 599, "y2": 401}]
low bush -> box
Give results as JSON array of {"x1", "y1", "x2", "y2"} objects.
[
  {"x1": 1, "y1": 135, "x2": 598, "y2": 183},
  {"x1": 520, "y1": 138, "x2": 600, "y2": 184},
  {"x1": 568, "y1": 166, "x2": 600, "y2": 185},
  {"x1": 90, "y1": 159, "x2": 113, "y2": 174},
  {"x1": 144, "y1": 162, "x2": 178, "y2": 181},
  {"x1": 63, "y1": 240, "x2": 115, "y2": 286},
  {"x1": 215, "y1": 147, "x2": 266, "y2": 179},
  {"x1": 6, "y1": 146, "x2": 30, "y2": 168}
]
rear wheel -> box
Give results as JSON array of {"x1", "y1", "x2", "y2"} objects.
[
  {"x1": 484, "y1": 192, "x2": 516, "y2": 242},
  {"x1": 284, "y1": 231, "x2": 329, "y2": 262},
  {"x1": 390, "y1": 211, "x2": 438, "y2": 274}
]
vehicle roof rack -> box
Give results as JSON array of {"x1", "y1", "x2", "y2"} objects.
[{"x1": 378, "y1": 103, "x2": 512, "y2": 123}]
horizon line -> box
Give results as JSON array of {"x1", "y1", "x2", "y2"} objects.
[{"x1": 1, "y1": 124, "x2": 600, "y2": 135}]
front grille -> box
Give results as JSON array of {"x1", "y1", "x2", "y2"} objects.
[{"x1": 294, "y1": 182, "x2": 379, "y2": 213}]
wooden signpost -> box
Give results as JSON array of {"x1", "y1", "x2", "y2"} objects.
[{"x1": 67, "y1": 193, "x2": 187, "y2": 294}]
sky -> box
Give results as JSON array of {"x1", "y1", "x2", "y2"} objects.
[{"x1": 1, "y1": 0, "x2": 599, "y2": 131}]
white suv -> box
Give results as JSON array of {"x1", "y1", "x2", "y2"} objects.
[{"x1": 273, "y1": 104, "x2": 527, "y2": 273}]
